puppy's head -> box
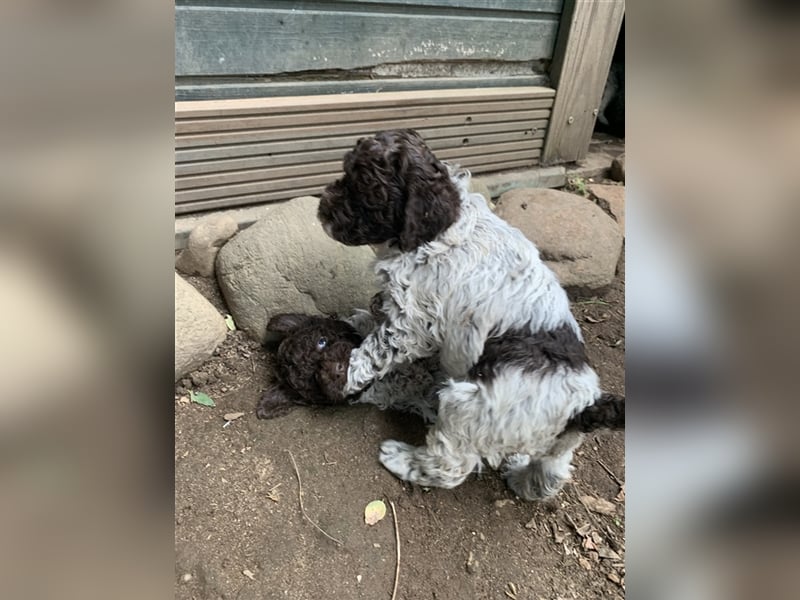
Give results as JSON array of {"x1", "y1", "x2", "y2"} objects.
[
  {"x1": 318, "y1": 129, "x2": 461, "y2": 251},
  {"x1": 256, "y1": 313, "x2": 363, "y2": 419}
]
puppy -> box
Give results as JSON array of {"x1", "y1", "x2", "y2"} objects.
[
  {"x1": 257, "y1": 312, "x2": 439, "y2": 423},
  {"x1": 317, "y1": 129, "x2": 623, "y2": 499}
]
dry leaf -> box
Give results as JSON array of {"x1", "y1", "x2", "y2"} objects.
[
  {"x1": 494, "y1": 499, "x2": 514, "y2": 508},
  {"x1": 364, "y1": 500, "x2": 387, "y2": 525},
  {"x1": 607, "y1": 571, "x2": 621, "y2": 584},
  {"x1": 553, "y1": 524, "x2": 565, "y2": 544},
  {"x1": 576, "y1": 523, "x2": 592, "y2": 537},
  {"x1": 580, "y1": 495, "x2": 617, "y2": 515},
  {"x1": 524, "y1": 517, "x2": 538, "y2": 530},
  {"x1": 224, "y1": 412, "x2": 245, "y2": 421},
  {"x1": 578, "y1": 557, "x2": 592, "y2": 571},
  {"x1": 597, "y1": 546, "x2": 622, "y2": 561},
  {"x1": 614, "y1": 484, "x2": 626, "y2": 503}
]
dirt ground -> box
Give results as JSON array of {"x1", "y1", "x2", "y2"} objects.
[{"x1": 175, "y1": 217, "x2": 625, "y2": 600}]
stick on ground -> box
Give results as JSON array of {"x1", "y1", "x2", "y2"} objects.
[
  {"x1": 389, "y1": 500, "x2": 400, "y2": 600},
  {"x1": 286, "y1": 450, "x2": 343, "y2": 546}
]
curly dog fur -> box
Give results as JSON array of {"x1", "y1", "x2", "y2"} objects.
[
  {"x1": 317, "y1": 130, "x2": 623, "y2": 499},
  {"x1": 257, "y1": 310, "x2": 439, "y2": 423}
]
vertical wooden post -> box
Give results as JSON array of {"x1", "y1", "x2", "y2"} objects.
[{"x1": 542, "y1": 0, "x2": 625, "y2": 165}]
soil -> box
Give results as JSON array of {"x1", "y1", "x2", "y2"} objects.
[{"x1": 175, "y1": 238, "x2": 625, "y2": 600}]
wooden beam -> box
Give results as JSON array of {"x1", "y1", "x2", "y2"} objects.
[{"x1": 541, "y1": 0, "x2": 624, "y2": 164}]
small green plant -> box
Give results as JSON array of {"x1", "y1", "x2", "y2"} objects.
[{"x1": 567, "y1": 176, "x2": 589, "y2": 197}]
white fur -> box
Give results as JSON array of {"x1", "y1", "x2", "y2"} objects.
[{"x1": 344, "y1": 170, "x2": 602, "y2": 498}]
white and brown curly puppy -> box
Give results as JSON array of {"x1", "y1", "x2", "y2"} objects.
[{"x1": 317, "y1": 130, "x2": 623, "y2": 500}]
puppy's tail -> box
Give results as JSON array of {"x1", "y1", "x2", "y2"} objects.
[{"x1": 565, "y1": 393, "x2": 625, "y2": 433}]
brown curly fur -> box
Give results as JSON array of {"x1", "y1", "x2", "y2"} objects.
[
  {"x1": 317, "y1": 129, "x2": 461, "y2": 251},
  {"x1": 564, "y1": 392, "x2": 625, "y2": 432},
  {"x1": 256, "y1": 314, "x2": 363, "y2": 419}
]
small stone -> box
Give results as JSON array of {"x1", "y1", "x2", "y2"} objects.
[
  {"x1": 610, "y1": 153, "x2": 625, "y2": 182},
  {"x1": 175, "y1": 215, "x2": 238, "y2": 277},
  {"x1": 177, "y1": 396, "x2": 190, "y2": 405},
  {"x1": 181, "y1": 573, "x2": 192, "y2": 583},
  {"x1": 466, "y1": 551, "x2": 479, "y2": 574},
  {"x1": 494, "y1": 499, "x2": 514, "y2": 508},
  {"x1": 191, "y1": 372, "x2": 209, "y2": 387}
]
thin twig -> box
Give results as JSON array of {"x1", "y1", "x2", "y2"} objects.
[
  {"x1": 286, "y1": 450, "x2": 343, "y2": 545},
  {"x1": 597, "y1": 458, "x2": 623, "y2": 487},
  {"x1": 389, "y1": 500, "x2": 401, "y2": 600}
]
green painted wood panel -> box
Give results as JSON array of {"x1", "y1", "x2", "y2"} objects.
[{"x1": 175, "y1": 4, "x2": 559, "y2": 77}]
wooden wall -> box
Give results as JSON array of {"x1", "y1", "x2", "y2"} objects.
[
  {"x1": 175, "y1": 0, "x2": 563, "y2": 100},
  {"x1": 175, "y1": 87, "x2": 553, "y2": 214}
]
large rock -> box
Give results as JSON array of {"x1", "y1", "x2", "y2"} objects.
[
  {"x1": 175, "y1": 273, "x2": 228, "y2": 381},
  {"x1": 588, "y1": 184, "x2": 625, "y2": 232},
  {"x1": 176, "y1": 215, "x2": 238, "y2": 277},
  {"x1": 495, "y1": 188, "x2": 623, "y2": 291},
  {"x1": 216, "y1": 196, "x2": 379, "y2": 343}
]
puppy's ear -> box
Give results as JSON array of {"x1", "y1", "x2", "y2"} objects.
[
  {"x1": 399, "y1": 145, "x2": 461, "y2": 251},
  {"x1": 267, "y1": 313, "x2": 313, "y2": 334},
  {"x1": 256, "y1": 383, "x2": 300, "y2": 419}
]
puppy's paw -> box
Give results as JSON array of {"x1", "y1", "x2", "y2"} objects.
[{"x1": 379, "y1": 440, "x2": 418, "y2": 481}]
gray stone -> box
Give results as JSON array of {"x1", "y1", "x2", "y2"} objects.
[
  {"x1": 468, "y1": 178, "x2": 493, "y2": 206},
  {"x1": 216, "y1": 196, "x2": 379, "y2": 343},
  {"x1": 175, "y1": 274, "x2": 228, "y2": 381},
  {"x1": 610, "y1": 153, "x2": 625, "y2": 182},
  {"x1": 475, "y1": 166, "x2": 566, "y2": 199},
  {"x1": 495, "y1": 188, "x2": 623, "y2": 291},
  {"x1": 587, "y1": 184, "x2": 625, "y2": 232},
  {"x1": 564, "y1": 151, "x2": 615, "y2": 181},
  {"x1": 175, "y1": 203, "x2": 285, "y2": 250},
  {"x1": 175, "y1": 215, "x2": 238, "y2": 277}
]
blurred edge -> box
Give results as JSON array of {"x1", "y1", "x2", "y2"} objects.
[
  {"x1": 1, "y1": 0, "x2": 799, "y2": 599},
  {"x1": 0, "y1": 2, "x2": 175, "y2": 599},
  {"x1": 627, "y1": 0, "x2": 800, "y2": 599}
]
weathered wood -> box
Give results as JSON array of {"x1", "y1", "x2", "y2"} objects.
[
  {"x1": 332, "y1": 0, "x2": 563, "y2": 13},
  {"x1": 177, "y1": 110, "x2": 550, "y2": 148},
  {"x1": 176, "y1": 86, "x2": 555, "y2": 119},
  {"x1": 175, "y1": 5, "x2": 559, "y2": 76},
  {"x1": 176, "y1": 99, "x2": 553, "y2": 134},
  {"x1": 174, "y1": 86, "x2": 551, "y2": 213},
  {"x1": 176, "y1": 129, "x2": 546, "y2": 176},
  {"x1": 175, "y1": 76, "x2": 551, "y2": 101},
  {"x1": 174, "y1": 155, "x2": 540, "y2": 215},
  {"x1": 176, "y1": 139, "x2": 543, "y2": 190},
  {"x1": 541, "y1": 0, "x2": 625, "y2": 164}
]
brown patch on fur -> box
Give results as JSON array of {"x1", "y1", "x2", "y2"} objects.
[
  {"x1": 469, "y1": 324, "x2": 589, "y2": 381},
  {"x1": 565, "y1": 393, "x2": 625, "y2": 432},
  {"x1": 317, "y1": 129, "x2": 461, "y2": 251}
]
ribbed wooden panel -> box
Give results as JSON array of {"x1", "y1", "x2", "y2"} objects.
[{"x1": 175, "y1": 87, "x2": 553, "y2": 214}]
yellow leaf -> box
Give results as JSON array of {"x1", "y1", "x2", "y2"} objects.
[{"x1": 364, "y1": 500, "x2": 387, "y2": 525}]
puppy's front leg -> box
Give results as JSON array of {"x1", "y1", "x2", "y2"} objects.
[{"x1": 345, "y1": 319, "x2": 436, "y2": 396}]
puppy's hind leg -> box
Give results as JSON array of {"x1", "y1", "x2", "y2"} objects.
[
  {"x1": 503, "y1": 431, "x2": 584, "y2": 500},
  {"x1": 379, "y1": 381, "x2": 481, "y2": 488}
]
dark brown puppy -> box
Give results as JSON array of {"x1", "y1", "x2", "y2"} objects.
[{"x1": 256, "y1": 314, "x2": 362, "y2": 419}]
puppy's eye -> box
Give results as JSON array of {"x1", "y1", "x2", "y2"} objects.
[{"x1": 316, "y1": 337, "x2": 327, "y2": 350}]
